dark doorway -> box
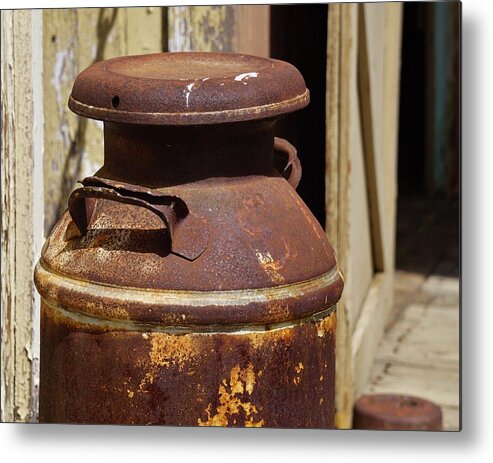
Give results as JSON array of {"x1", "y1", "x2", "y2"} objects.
[{"x1": 270, "y1": 4, "x2": 328, "y2": 228}]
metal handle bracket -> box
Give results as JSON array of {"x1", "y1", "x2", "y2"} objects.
[{"x1": 66, "y1": 176, "x2": 208, "y2": 261}]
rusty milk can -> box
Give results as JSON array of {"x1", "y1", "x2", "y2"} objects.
[{"x1": 34, "y1": 52, "x2": 343, "y2": 427}]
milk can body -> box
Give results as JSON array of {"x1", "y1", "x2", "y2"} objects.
[{"x1": 35, "y1": 52, "x2": 343, "y2": 427}]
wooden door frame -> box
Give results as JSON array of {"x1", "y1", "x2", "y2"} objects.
[{"x1": 326, "y1": 3, "x2": 402, "y2": 428}]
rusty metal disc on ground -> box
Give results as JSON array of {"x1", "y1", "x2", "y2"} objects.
[{"x1": 353, "y1": 394, "x2": 443, "y2": 430}]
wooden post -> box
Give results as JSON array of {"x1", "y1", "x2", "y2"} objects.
[
  {"x1": 1, "y1": 9, "x2": 44, "y2": 422},
  {"x1": 326, "y1": 3, "x2": 403, "y2": 428}
]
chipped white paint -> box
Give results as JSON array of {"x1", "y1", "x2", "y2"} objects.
[
  {"x1": 1, "y1": 6, "x2": 164, "y2": 423},
  {"x1": 52, "y1": 50, "x2": 68, "y2": 106},
  {"x1": 30, "y1": 9, "x2": 44, "y2": 421},
  {"x1": 1, "y1": 9, "x2": 44, "y2": 422},
  {"x1": 168, "y1": 6, "x2": 193, "y2": 52}
]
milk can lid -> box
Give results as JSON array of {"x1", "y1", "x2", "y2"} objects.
[{"x1": 69, "y1": 52, "x2": 310, "y2": 125}]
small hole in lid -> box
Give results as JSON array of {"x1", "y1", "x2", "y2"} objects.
[{"x1": 112, "y1": 96, "x2": 120, "y2": 108}]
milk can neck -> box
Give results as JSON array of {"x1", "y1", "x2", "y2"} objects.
[{"x1": 97, "y1": 120, "x2": 276, "y2": 188}]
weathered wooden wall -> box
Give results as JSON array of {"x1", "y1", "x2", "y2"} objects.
[
  {"x1": 1, "y1": 7, "x2": 163, "y2": 422},
  {"x1": 1, "y1": 9, "x2": 44, "y2": 422},
  {"x1": 1, "y1": 4, "x2": 269, "y2": 423},
  {"x1": 326, "y1": 3, "x2": 402, "y2": 428},
  {"x1": 168, "y1": 5, "x2": 269, "y2": 56},
  {"x1": 43, "y1": 7, "x2": 163, "y2": 236},
  {"x1": 2, "y1": 4, "x2": 402, "y2": 425}
]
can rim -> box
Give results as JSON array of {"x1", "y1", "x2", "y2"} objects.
[{"x1": 35, "y1": 260, "x2": 343, "y2": 327}]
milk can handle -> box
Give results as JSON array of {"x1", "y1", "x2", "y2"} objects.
[
  {"x1": 274, "y1": 137, "x2": 302, "y2": 189},
  {"x1": 66, "y1": 177, "x2": 208, "y2": 261}
]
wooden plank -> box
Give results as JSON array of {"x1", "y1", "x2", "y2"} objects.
[
  {"x1": 234, "y1": 6, "x2": 269, "y2": 57},
  {"x1": 374, "y1": 304, "x2": 460, "y2": 369},
  {"x1": 421, "y1": 274, "x2": 460, "y2": 296},
  {"x1": 331, "y1": 3, "x2": 358, "y2": 429},
  {"x1": 43, "y1": 7, "x2": 163, "y2": 236},
  {"x1": 327, "y1": 3, "x2": 403, "y2": 427},
  {"x1": 1, "y1": 9, "x2": 44, "y2": 422},
  {"x1": 347, "y1": 45, "x2": 374, "y2": 327},
  {"x1": 441, "y1": 405, "x2": 460, "y2": 432},
  {"x1": 351, "y1": 272, "x2": 391, "y2": 398},
  {"x1": 381, "y1": 3, "x2": 403, "y2": 264},
  {"x1": 326, "y1": 3, "x2": 346, "y2": 428},
  {"x1": 350, "y1": 2, "x2": 403, "y2": 411},
  {"x1": 168, "y1": 5, "x2": 269, "y2": 56},
  {"x1": 366, "y1": 267, "x2": 459, "y2": 431},
  {"x1": 366, "y1": 360, "x2": 459, "y2": 409},
  {"x1": 168, "y1": 6, "x2": 236, "y2": 52},
  {"x1": 43, "y1": 8, "x2": 123, "y2": 234},
  {"x1": 124, "y1": 7, "x2": 163, "y2": 55},
  {"x1": 357, "y1": 3, "x2": 386, "y2": 272},
  {"x1": 325, "y1": 3, "x2": 340, "y2": 252},
  {"x1": 1, "y1": 9, "x2": 16, "y2": 423}
]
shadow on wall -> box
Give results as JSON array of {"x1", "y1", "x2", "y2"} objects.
[{"x1": 54, "y1": 8, "x2": 118, "y2": 229}]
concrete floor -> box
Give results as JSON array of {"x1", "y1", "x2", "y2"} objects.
[{"x1": 364, "y1": 195, "x2": 460, "y2": 431}]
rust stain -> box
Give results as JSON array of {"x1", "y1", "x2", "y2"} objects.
[
  {"x1": 148, "y1": 333, "x2": 195, "y2": 369},
  {"x1": 246, "y1": 323, "x2": 295, "y2": 351},
  {"x1": 198, "y1": 363, "x2": 264, "y2": 427},
  {"x1": 293, "y1": 362, "x2": 304, "y2": 385},
  {"x1": 316, "y1": 312, "x2": 336, "y2": 337},
  {"x1": 139, "y1": 332, "x2": 196, "y2": 393}
]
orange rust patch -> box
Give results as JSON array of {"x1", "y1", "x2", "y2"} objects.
[
  {"x1": 315, "y1": 311, "x2": 336, "y2": 338},
  {"x1": 293, "y1": 362, "x2": 304, "y2": 385},
  {"x1": 148, "y1": 333, "x2": 195, "y2": 369},
  {"x1": 198, "y1": 363, "x2": 264, "y2": 427},
  {"x1": 138, "y1": 333, "x2": 197, "y2": 393},
  {"x1": 246, "y1": 323, "x2": 295, "y2": 351}
]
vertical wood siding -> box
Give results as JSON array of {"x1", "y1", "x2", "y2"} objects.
[
  {"x1": 1, "y1": 7, "x2": 163, "y2": 421},
  {"x1": 168, "y1": 5, "x2": 269, "y2": 56},
  {"x1": 1, "y1": 10, "x2": 44, "y2": 422},
  {"x1": 43, "y1": 7, "x2": 163, "y2": 236},
  {"x1": 326, "y1": 3, "x2": 402, "y2": 428}
]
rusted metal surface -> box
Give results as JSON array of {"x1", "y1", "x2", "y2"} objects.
[
  {"x1": 69, "y1": 52, "x2": 309, "y2": 125},
  {"x1": 353, "y1": 394, "x2": 443, "y2": 431},
  {"x1": 40, "y1": 300, "x2": 336, "y2": 426},
  {"x1": 35, "y1": 52, "x2": 343, "y2": 426}
]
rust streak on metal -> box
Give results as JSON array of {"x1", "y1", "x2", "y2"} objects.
[{"x1": 197, "y1": 363, "x2": 264, "y2": 427}]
